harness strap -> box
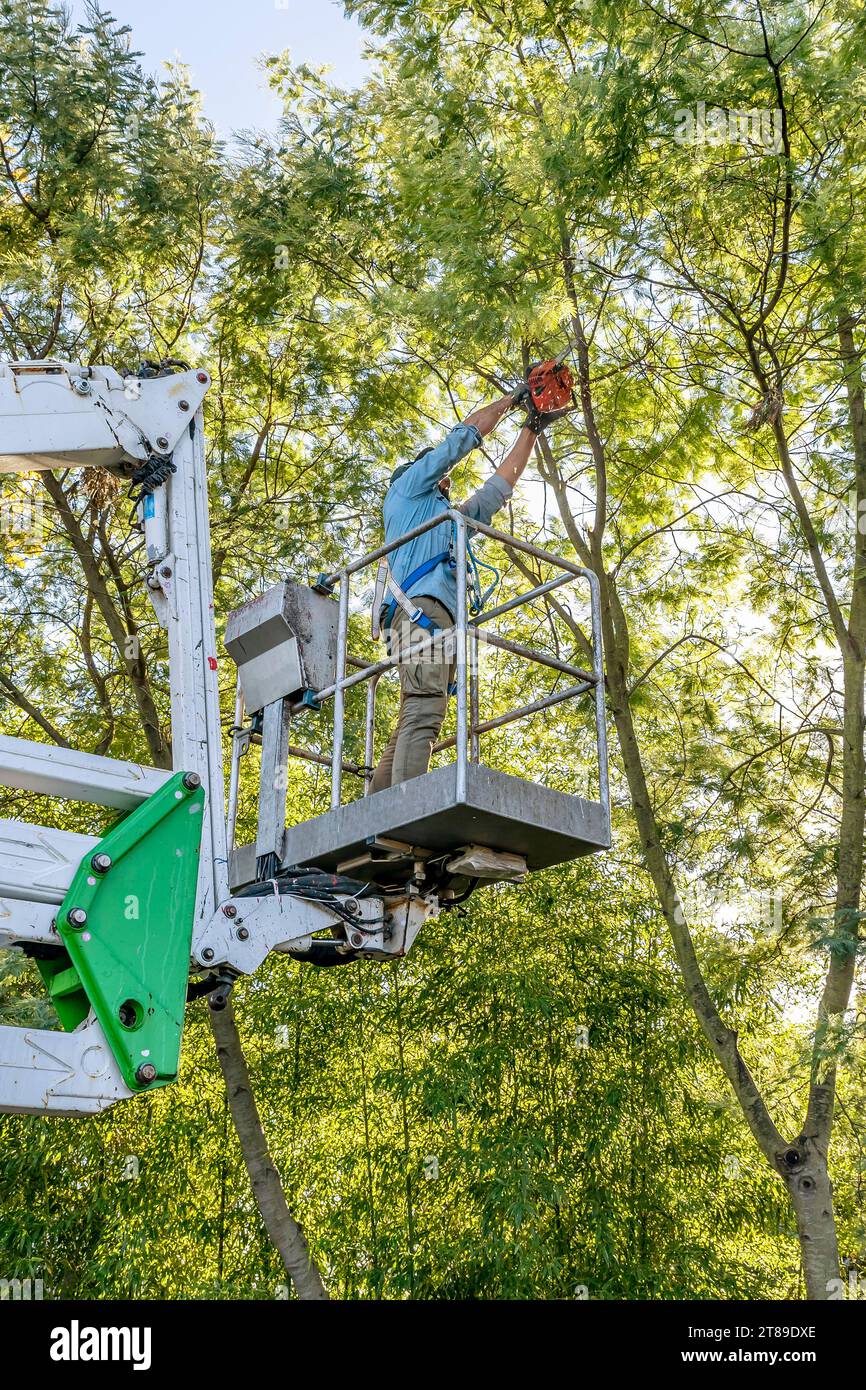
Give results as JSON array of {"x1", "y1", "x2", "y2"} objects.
[
  {"x1": 371, "y1": 548, "x2": 452, "y2": 638},
  {"x1": 370, "y1": 528, "x2": 500, "y2": 643},
  {"x1": 371, "y1": 561, "x2": 388, "y2": 640}
]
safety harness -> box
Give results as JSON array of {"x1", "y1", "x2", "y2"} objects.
[
  {"x1": 371, "y1": 524, "x2": 500, "y2": 641},
  {"x1": 371, "y1": 547, "x2": 452, "y2": 640}
]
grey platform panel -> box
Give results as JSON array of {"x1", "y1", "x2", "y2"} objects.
[{"x1": 231, "y1": 764, "x2": 609, "y2": 888}]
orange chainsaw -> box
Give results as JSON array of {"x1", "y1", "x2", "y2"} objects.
[{"x1": 513, "y1": 347, "x2": 577, "y2": 432}]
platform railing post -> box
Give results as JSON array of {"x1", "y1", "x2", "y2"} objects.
[
  {"x1": 469, "y1": 625, "x2": 480, "y2": 763},
  {"x1": 454, "y1": 514, "x2": 469, "y2": 800},
  {"x1": 331, "y1": 572, "x2": 350, "y2": 810},
  {"x1": 226, "y1": 674, "x2": 244, "y2": 854},
  {"x1": 363, "y1": 672, "x2": 381, "y2": 794},
  {"x1": 587, "y1": 568, "x2": 610, "y2": 837}
]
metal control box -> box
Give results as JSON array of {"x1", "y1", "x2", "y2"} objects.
[{"x1": 225, "y1": 580, "x2": 338, "y2": 712}]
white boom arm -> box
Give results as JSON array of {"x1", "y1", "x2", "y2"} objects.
[{"x1": 0, "y1": 361, "x2": 433, "y2": 1117}]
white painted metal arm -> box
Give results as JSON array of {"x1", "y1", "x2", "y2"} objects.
[
  {"x1": 190, "y1": 887, "x2": 437, "y2": 974},
  {"x1": 0, "y1": 360, "x2": 441, "y2": 1123},
  {"x1": 0, "y1": 1016, "x2": 133, "y2": 1116}
]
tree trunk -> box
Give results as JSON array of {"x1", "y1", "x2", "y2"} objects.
[
  {"x1": 545, "y1": 240, "x2": 844, "y2": 1294},
  {"x1": 601, "y1": 609, "x2": 786, "y2": 1162},
  {"x1": 783, "y1": 1141, "x2": 840, "y2": 1301},
  {"x1": 39, "y1": 471, "x2": 171, "y2": 768},
  {"x1": 209, "y1": 1001, "x2": 329, "y2": 1300}
]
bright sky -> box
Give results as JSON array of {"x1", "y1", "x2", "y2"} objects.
[{"x1": 70, "y1": 0, "x2": 371, "y2": 138}]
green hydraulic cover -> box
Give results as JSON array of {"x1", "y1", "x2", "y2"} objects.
[
  {"x1": 55, "y1": 770, "x2": 205, "y2": 1093},
  {"x1": 35, "y1": 954, "x2": 91, "y2": 1033}
]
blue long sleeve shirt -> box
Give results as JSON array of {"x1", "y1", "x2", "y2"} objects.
[{"x1": 382, "y1": 423, "x2": 512, "y2": 622}]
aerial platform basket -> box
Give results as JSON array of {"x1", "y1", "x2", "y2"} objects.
[
  {"x1": 233, "y1": 762, "x2": 609, "y2": 889},
  {"x1": 0, "y1": 357, "x2": 611, "y2": 1119},
  {"x1": 227, "y1": 511, "x2": 610, "y2": 894}
]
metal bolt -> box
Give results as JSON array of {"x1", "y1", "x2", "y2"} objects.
[
  {"x1": 72, "y1": 377, "x2": 92, "y2": 396},
  {"x1": 135, "y1": 1063, "x2": 158, "y2": 1086},
  {"x1": 201, "y1": 948, "x2": 214, "y2": 962},
  {"x1": 237, "y1": 926, "x2": 249, "y2": 941},
  {"x1": 182, "y1": 771, "x2": 201, "y2": 791},
  {"x1": 350, "y1": 932, "x2": 364, "y2": 949},
  {"x1": 222, "y1": 903, "x2": 238, "y2": 918},
  {"x1": 196, "y1": 371, "x2": 208, "y2": 384},
  {"x1": 91, "y1": 852, "x2": 112, "y2": 874},
  {"x1": 67, "y1": 907, "x2": 88, "y2": 929},
  {"x1": 344, "y1": 897, "x2": 360, "y2": 916},
  {"x1": 156, "y1": 435, "x2": 169, "y2": 450},
  {"x1": 178, "y1": 399, "x2": 190, "y2": 411},
  {"x1": 160, "y1": 565, "x2": 172, "y2": 579}
]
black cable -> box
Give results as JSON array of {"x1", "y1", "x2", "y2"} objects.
[
  {"x1": 443, "y1": 876, "x2": 480, "y2": 908},
  {"x1": 128, "y1": 452, "x2": 177, "y2": 505},
  {"x1": 237, "y1": 871, "x2": 385, "y2": 930},
  {"x1": 239, "y1": 867, "x2": 369, "y2": 898},
  {"x1": 290, "y1": 941, "x2": 360, "y2": 969},
  {"x1": 186, "y1": 973, "x2": 220, "y2": 1002}
]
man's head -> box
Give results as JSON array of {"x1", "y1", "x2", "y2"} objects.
[
  {"x1": 389, "y1": 444, "x2": 433, "y2": 490},
  {"x1": 438, "y1": 474, "x2": 451, "y2": 498}
]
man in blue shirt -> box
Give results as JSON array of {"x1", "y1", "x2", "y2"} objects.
[{"x1": 370, "y1": 390, "x2": 542, "y2": 792}]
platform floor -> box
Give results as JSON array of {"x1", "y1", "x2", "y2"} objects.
[{"x1": 231, "y1": 763, "x2": 610, "y2": 889}]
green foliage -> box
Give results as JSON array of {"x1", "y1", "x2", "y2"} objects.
[
  {"x1": 0, "y1": 0, "x2": 864, "y2": 1300},
  {"x1": 0, "y1": 863, "x2": 814, "y2": 1299}
]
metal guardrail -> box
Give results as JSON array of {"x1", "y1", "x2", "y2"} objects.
[{"x1": 304, "y1": 509, "x2": 608, "y2": 816}]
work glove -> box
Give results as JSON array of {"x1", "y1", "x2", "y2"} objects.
[
  {"x1": 511, "y1": 381, "x2": 532, "y2": 408},
  {"x1": 524, "y1": 403, "x2": 569, "y2": 435}
]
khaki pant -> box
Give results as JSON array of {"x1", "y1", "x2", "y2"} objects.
[{"x1": 370, "y1": 596, "x2": 456, "y2": 792}]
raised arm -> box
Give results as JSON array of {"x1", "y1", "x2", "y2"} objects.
[
  {"x1": 463, "y1": 391, "x2": 518, "y2": 438},
  {"x1": 461, "y1": 427, "x2": 537, "y2": 523},
  {"x1": 394, "y1": 392, "x2": 521, "y2": 498},
  {"x1": 494, "y1": 425, "x2": 536, "y2": 491}
]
